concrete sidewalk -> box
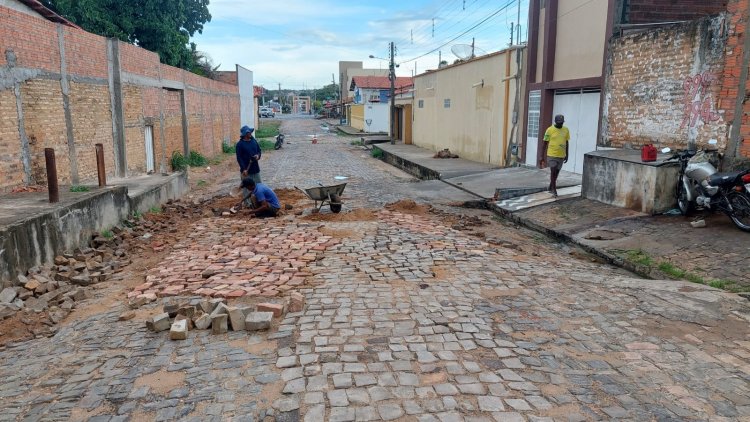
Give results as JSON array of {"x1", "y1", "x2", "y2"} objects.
[{"x1": 373, "y1": 142, "x2": 750, "y2": 292}]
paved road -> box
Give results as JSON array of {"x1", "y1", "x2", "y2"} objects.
[{"x1": 1, "y1": 117, "x2": 749, "y2": 422}]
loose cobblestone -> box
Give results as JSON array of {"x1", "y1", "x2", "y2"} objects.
[{"x1": 0, "y1": 117, "x2": 749, "y2": 421}]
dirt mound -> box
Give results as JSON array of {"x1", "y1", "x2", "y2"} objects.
[
  {"x1": 302, "y1": 208, "x2": 377, "y2": 222},
  {"x1": 385, "y1": 199, "x2": 431, "y2": 215},
  {"x1": 275, "y1": 188, "x2": 307, "y2": 205}
]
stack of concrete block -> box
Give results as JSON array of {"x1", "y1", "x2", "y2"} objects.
[{"x1": 146, "y1": 298, "x2": 293, "y2": 340}]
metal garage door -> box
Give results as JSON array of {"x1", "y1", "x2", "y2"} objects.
[{"x1": 552, "y1": 88, "x2": 600, "y2": 174}]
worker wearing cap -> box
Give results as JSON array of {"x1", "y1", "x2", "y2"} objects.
[{"x1": 236, "y1": 125, "x2": 261, "y2": 205}]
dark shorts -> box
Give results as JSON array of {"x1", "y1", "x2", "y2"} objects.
[{"x1": 547, "y1": 157, "x2": 564, "y2": 171}]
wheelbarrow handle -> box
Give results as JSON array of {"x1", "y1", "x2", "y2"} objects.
[{"x1": 294, "y1": 186, "x2": 313, "y2": 200}]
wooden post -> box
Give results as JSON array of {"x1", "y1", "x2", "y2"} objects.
[
  {"x1": 44, "y1": 148, "x2": 59, "y2": 203},
  {"x1": 95, "y1": 143, "x2": 106, "y2": 187}
]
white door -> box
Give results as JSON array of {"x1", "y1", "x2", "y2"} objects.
[
  {"x1": 552, "y1": 89, "x2": 600, "y2": 174},
  {"x1": 525, "y1": 90, "x2": 541, "y2": 167},
  {"x1": 144, "y1": 126, "x2": 155, "y2": 173}
]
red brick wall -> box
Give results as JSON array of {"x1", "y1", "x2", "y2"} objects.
[
  {"x1": 215, "y1": 71, "x2": 238, "y2": 85},
  {"x1": 625, "y1": 0, "x2": 728, "y2": 24},
  {"x1": 0, "y1": 7, "x2": 60, "y2": 71},
  {"x1": 604, "y1": 16, "x2": 730, "y2": 151},
  {"x1": 0, "y1": 5, "x2": 240, "y2": 190},
  {"x1": 721, "y1": 0, "x2": 750, "y2": 158}
]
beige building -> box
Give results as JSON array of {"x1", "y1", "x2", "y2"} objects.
[{"x1": 413, "y1": 48, "x2": 525, "y2": 165}]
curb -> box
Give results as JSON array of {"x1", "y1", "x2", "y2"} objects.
[{"x1": 486, "y1": 200, "x2": 655, "y2": 280}]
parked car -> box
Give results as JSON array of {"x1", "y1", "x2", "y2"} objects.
[{"x1": 259, "y1": 107, "x2": 275, "y2": 118}]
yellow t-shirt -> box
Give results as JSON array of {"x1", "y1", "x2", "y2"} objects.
[{"x1": 543, "y1": 126, "x2": 570, "y2": 159}]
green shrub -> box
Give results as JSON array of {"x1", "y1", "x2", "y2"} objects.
[
  {"x1": 149, "y1": 206, "x2": 162, "y2": 214},
  {"x1": 188, "y1": 150, "x2": 208, "y2": 167},
  {"x1": 70, "y1": 185, "x2": 90, "y2": 192},
  {"x1": 371, "y1": 149, "x2": 384, "y2": 159},
  {"x1": 101, "y1": 229, "x2": 113, "y2": 239},
  {"x1": 132, "y1": 210, "x2": 142, "y2": 220},
  {"x1": 222, "y1": 142, "x2": 236, "y2": 154},
  {"x1": 171, "y1": 151, "x2": 188, "y2": 171},
  {"x1": 350, "y1": 140, "x2": 364, "y2": 146},
  {"x1": 197, "y1": 180, "x2": 207, "y2": 187}
]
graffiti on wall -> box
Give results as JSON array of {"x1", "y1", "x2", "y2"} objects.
[{"x1": 681, "y1": 72, "x2": 720, "y2": 128}]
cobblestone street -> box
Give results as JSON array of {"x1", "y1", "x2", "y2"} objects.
[{"x1": 1, "y1": 116, "x2": 750, "y2": 421}]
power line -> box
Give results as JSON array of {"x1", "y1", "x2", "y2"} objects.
[{"x1": 398, "y1": 0, "x2": 517, "y2": 65}]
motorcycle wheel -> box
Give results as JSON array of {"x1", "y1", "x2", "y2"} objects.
[
  {"x1": 727, "y1": 192, "x2": 750, "y2": 232},
  {"x1": 677, "y1": 182, "x2": 691, "y2": 216}
]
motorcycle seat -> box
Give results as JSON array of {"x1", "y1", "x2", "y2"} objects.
[{"x1": 708, "y1": 171, "x2": 743, "y2": 187}]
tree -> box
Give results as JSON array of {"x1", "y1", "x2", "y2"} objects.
[{"x1": 43, "y1": 0, "x2": 211, "y2": 70}]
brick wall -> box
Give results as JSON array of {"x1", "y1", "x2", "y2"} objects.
[
  {"x1": 69, "y1": 82, "x2": 115, "y2": 182},
  {"x1": 603, "y1": 16, "x2": 730, "y2": 151},
  {"x1": 721, "y1": 0, "x2": 750, "y2": 158},
  {"x1": 624, "y1": 0, "x2": 728, "y2": 24},
  {"x1": 0, "y1": 4, "x2": 240, "y2": 191},
  {"x1": 20, "y1": 79, "x2": 70, "y2": 184},
  {"x1": 0, "y1": 90, "x2": 22, "y2": 189}
]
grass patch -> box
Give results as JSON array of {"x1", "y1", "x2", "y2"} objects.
[
  {"x1": 657, "y1": 262, "x2": 686, "y2": 278},
  {"x1": 101, "y1": 229, "x2": 113, "y2": 239},
  {"x1": 149, "y1": 206, "x2": 162, "y2": 214},
  {"x1": 255, "y1": 121, "x2": 281, "y2": 138},
  {"x1": 132, "y1": 210, "x2": 142, "y2": 220},
  {"x1": 222, "y1": 142, "x2": 236, "y2": 154},
  {"x1": 197, "y1": 180, "x2": 208, "y2": 188},
  {"x1": 371, "y1": 149, "x2": 384, "y2": 159},
  {"x1": 350, "y1": 140, "x2": 364, "y2": 146},
  {"x1": 623, "y1": 249, "x2": 654, "y2": 267},
  {"x1": 258, "y1": 139, "x2": 276, "y2": 151},
  {"x1": 70, "y1": 185, "x2": 90, "y2": 192}
]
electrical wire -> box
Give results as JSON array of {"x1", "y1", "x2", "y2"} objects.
[{"x1": 399, "y1": 0, "x2": 517, "y2": 64}]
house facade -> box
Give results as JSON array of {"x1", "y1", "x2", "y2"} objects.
[
  {"x1": 412, "y1": 48, "x2": 524, "y2": 165},
  {"x1": 347, "y1": 76, "x2": 412, "y2": 134},
  {"x1": 522, "y1": 0, "x2": 730, "y2": 174}
]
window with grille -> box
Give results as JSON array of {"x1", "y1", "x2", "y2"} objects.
[
  {"x1": 444, "y1": 99, "x2": 451, "y2": 108},
  {"x1": 418, "y1": 99, "x2": 424, "y2": 108},
  {"x1": 527, "y1": 90, "x2": 541, "y2": 138}
]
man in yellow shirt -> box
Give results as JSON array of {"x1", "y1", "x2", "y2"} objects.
[{"x1": 541, "y1": 114, "x2": 570, "y2": 197}]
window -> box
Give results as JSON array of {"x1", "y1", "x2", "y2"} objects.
[
  {"x1": 444, "y1": 99, "x2": 451, "y2": 108},
  {"x1": 527, "y1": 90, "x2": 541, "y2": 138},
  {"x1": 418, "y1": 99, "x2": 424, "y2": 108}
]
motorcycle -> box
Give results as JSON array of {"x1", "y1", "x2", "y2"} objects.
[
  {"x1": 664, "y1": 139, "x2": 750, "y2": 232},
  {"x1": 274, "y1": 133, "x2": 285, "y2": 150}
]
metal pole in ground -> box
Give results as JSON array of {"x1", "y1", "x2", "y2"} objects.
[
  {"x1": 389, "y1": 41, "x2": 396, "y2": 145},
  {"x1": 95, "y1": 143, "x2": 106, "y2": 187},
  {"x1": 44, "y1": 148, "x2": 59, "y2": 203}
]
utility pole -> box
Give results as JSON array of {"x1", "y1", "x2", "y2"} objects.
[
  {"x1": 517, "y1": 0, "x2": 521, "y2": 44},
  {"x1": 389, "y1": 41, "x2": 396, "y2": 145},
  {"x1": 510, "y1": 23, "x2": 514, "y2": 46}
]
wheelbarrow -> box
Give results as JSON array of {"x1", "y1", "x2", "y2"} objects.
[{"x1": 295, "y1": 182, "x2": 346, "y2": 213}]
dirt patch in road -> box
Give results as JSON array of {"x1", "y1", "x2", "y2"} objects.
[
  {"x1": 302, "y1": 208, "x2": 377, "y2": 222},
  {"x1": 133, "y1": 369, "x2": 186, "y2": 395},
  {"x1": 318, "y1": 227, "x2": 359, "y2": 239},
  {"x1": 481, "y1": 287, "x2": 523, "y2": 298},
  {"x1": 386, "y1": 199, "x2": 431, "y2": 215},
  {"x1": 431, "y1": 266, "x2": 452, "y2": 281}
]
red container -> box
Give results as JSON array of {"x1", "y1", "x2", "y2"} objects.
[{"x1": 641, "y1": 144, "x2": 657, "y2": 162}]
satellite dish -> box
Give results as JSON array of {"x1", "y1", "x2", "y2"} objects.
[{"x1": 451, "y1": 43, "x2": 487, "y2": 60}]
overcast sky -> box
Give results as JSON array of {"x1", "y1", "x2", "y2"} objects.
[{"x1": 192, "y1": 0, "x2": 529, "y2": 90}]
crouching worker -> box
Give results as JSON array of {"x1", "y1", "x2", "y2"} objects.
[{"x1": 240, "y1": 178, "x2": 281, "y2": 218}]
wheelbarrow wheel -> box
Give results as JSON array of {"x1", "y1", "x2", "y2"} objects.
[{"x1": 329, "y1": 193, "x2": 342, "y2": 213}]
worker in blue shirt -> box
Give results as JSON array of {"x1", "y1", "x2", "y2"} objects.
[
  {"x1": 236, "y1": 125, "x2": 261, "y2": 205},
  {"x1": 240, "y1": 178, "x2": 281, "y2": 218}
]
